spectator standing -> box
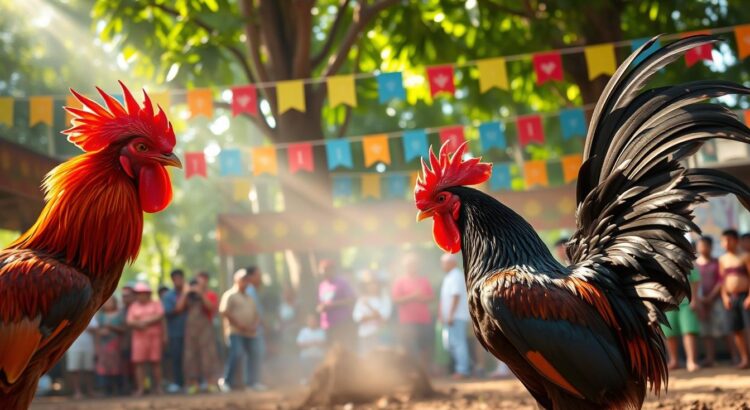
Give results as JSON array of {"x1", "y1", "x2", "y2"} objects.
[
  {"x1": 439, "y1": 253, "x2": 471, "y2": 379},
  {"x1": 183, "y1": 275, "x2": 220, "y2": 393},
  {"x1": 296, "y1": 313, "x2": 326, "y2": 381},
  {"x1": 660, "y1": 266, "x2": 701, "y2": 371},
  {"x1": 219, "y1": 269, "x2": 260, "y2": 391},
  {"x1": 695, "y1": 236, "x2": 730, "y2": 367},
  {"x1": 162, "y1": 269, "x2": 188, "y2": 392},
  {"x1": 244, "y1": 266, "x2": 268, "y2": 391},
  {"x1": 96, "y1": 296, "x2": 125, "y2": 395},
  {"x1": 741, "y1": 233, "x2": 750, "y2": 254},
  {"x1": 119, "y1": 284, "x2": 136, "y2": 394},
  {"x1": 352, "y1": 273, "x2": 392, "y2": 352},
  {"x1": 317, "y1": 259, "x2": 356, "y2": 347},
  {"x1": 719, "y1": 229, "x2": 750, "y2": 369},
  {"x1": 66, "y1": 316, "x2": 98, "y2": 399},
  {"x1": 126, "y1": 282, "x2": 165, "y2": 396},
  {"x1": 391, "y1": 254, "x2": 434, "y2": 370}
]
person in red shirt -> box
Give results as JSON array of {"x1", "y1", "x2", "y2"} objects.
[{"x1": 391, "y1": 253, "x2": 435, "y2": 371}]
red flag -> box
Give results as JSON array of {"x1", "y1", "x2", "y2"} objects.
[
  {"x1": 426, "y1": 65, "x2": 455, "y2": 97},
  {"x1": 683, "y1": 32, "x2": 713, "y2": 67},
  {"x1": 231, "y1": 85, "x2": 258, "y2": 116},
  {"x1": 517, "y1": 115, "x2": 545, "y2": 146},
  {"x1": 185, "y1": 152, "x2": 207, "y2": 179},
  {"x1": 532, "y1": 52, "x2": 563, "y2": 85},
  {"x1": 439, "y1": 126, "x2": 465, "y2": 152},
  {"x1": 288, "y1": 143, "x2": 314, "y2": 174}
]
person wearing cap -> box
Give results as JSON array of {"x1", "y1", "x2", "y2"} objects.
[
  {"x1": 219, "y1": 268, "x2": 260, "y2": 391},
  {"x1": 126, "y1": 282, "x2": 166, "y2": 396}
]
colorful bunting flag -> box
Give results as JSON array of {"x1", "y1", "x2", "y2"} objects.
[
  {"x1": 377, "y1": 72, "x2": 406, "y2": 103},
  {"x1": 744, "y1": 109, "x2": 750, "y2": 126},
  {"x1": 524, "y1": 160, "x2": 549, "y2": 188},
  {"x1": 333, "y1": 176, "x2": 353, "y2": 197},
  {"x1": 288, "y1": 143, "x2": 314, "y2": 174},
  {"x1": 561, "y1": 154, "x2": 583, "y2": 183},
  {"x1": 402, "y1": 129, "x2": 429, "y2": 162},
  {"x1": 409, "y1": 172, "x2": 419, "y2": 191},
  {"x1": 735, "y1": 25, "x2": 750, "y2": 59},
  {"x1": 233, "y1": 180, "x2": 251, "y2": 201},
  {"x1": 187, "y1": 89, "x2": 214, "y2": 119},
  {"x1": 683, "y1": 32, "x2": 713, "y2": 67},
  {"x1": 532, "y1": 52, "x2": 563, "y2": 85},
  {"x1": 219, "y1": 148, "x2": 244, "y2": 176},
  {"x1": 426, "y1": 65, "x2": 455, "y2": 97},
  {"x1": 326, "y1": 139, "x2": 354, "y2": 170},
  {"x1": 476, "y1": 57, "x2": 509, "y2": 92},
  {"x1": 478, "y1": 121, "x2": 506, "y2": 151},
  {"x1": 362, "y1": 134, "x2": 391, "y2": 166},
  {"x1": 150, "y1": 91, "x2": 171, "y2": 112},
  {"x1": 252, "y1": 146, "x2": 278, "y2": 176},
  {"x1": 327, "y1": 75, "x2": 358, "y2": 107},
  {"x1": 559, "y1": 108, "x2": 587, "y2": 140},
  {"x1": 517, "y1": 115, "x2": 545, "y2": 146},
  {"x1": 631, "y1": 38, "x2": 661, "y2": 66},
  {"x1": 64, "y1": 95, "x2": 81, "y2": 127},
  {"x1": 185, "y1": 152, "x2": 207, "y2": 179},
  {"x1": 232, "y1": 85, "x2": 258, "y2": 116},
  {"x1": 277, "y1": 80, "x2": 306, "y2": 114},
  {"x1": 0, "y1": 97, "x2": 13, "y2": 127},
  {"x1": 490, "y1": 163, "x2": 512, "y2": 191},
  {"x1": 29, "y1": 96, "x2": 53, "y2": 126},
  {"x1": 584, "y1": 43, "x2": 616, "y2": 80},
  {"x1": 361, "y1": 174, "x2": 381, "y2": 199},
  {"x1": 385, "y1": 175, "x2": 407, "y2": 199},
  {"x1": 439, "y1": 126, "x2": 465, "y2": 152}
]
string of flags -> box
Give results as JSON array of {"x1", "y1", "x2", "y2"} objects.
[{"x1": 1, "y1": 24, "x2": 748, "y2": 128}]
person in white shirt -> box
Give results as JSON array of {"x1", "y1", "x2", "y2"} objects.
[
  {"x1": 66, "y1": 315, "x2": 98, "y2": 399},
  {"x1": 439, "y1": 253, "x2": 471, "y2": 378},
  {"x1": 297, "y1": 313, "x2": 327, "y2": 381},
  {"x1": 352, "y1": 273, "x2": 392, "y2": 353}
]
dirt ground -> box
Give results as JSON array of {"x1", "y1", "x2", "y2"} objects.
[{"x1": 30, "y1": 367, "x2": 750, "y2": 410}]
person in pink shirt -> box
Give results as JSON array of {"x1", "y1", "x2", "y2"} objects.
[
  {"x1": 391, "y1": 253, "x2": 435, "y2": 370},
  {"x1": 126, "y1": 282, "x2": 165, "y2": 396}
]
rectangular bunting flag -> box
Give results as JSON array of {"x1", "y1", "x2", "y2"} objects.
[
  {"x1": 479, "y1": 121, "x2": 506, "y2": 151},
  {"x1": 559, "y1": 108, "x2": 587, "y2": 140},
  {"x1": 735, "y1": 25, "x2": 750, "y2": 59},
  {"x1": 187, "y1": 89, "x2": 213, "y2": 119},
  {"x1": 426, "y1": 65, "x2": 455, "y2": 97},
  {"x1": 439, "y1": 126, "x2": 465, "y2": 152},
  {"x1": 287, "y1": 142, "x2": 314, "y2": 174},
  {"x1": 362, "y1": 134, "x2": 391, "y2": 166},
  {"x1": 0, "y1": 97, "x2": 13, "y2": 127},
  {"x1": 377, "y1": 72, "x2": 406, "y2": 103},
  {"x1": 252, "y1": 146, "x2": 278, "y2": 176},
  {"x1": 277, "y1": 80, "x2": 306, "y2": 114},
  {"x1": 232, "y1": 85, "x2": 258, "y2": 116},
  {"x1": 29, "y1": 96, "x2": 53, "y2": 126},
  {"x1": 490, "y1": 163, "x2": 512, "y2": 191},
  {"x1": 326, "y1": 139, "x2": 354, "y2": 170},
  {"x1": 385, "y1": 174, "x2": 407, "y2": 199},
  {"x1": 561, "y1": 154, "x2": 583, "y2": 183},
  {"x1": 219, "y1": 148, "x2": 244, "y2": 176},
  {"x1": 683, "y1": 32, "x2": 713, "y2": 67},
  {"x1": 476, "y1": 58, "x2": 508, "y2": 92},
  {"x1": 361, "y1": 174, "x2": 382, "y2": 199},
  {"x1": 517, "y1": 115, "x2": 545, "y2": 146},
  {"x1": 327, "y1": 75, "x2": 358, "y2": 107},
  {"x1": 584, "y1": 43, "x2": 616, "y2": 80},
  {"x1": 532, "y1": 52, "x2": 563, "y2": 85},
  {"x1": 402, "y1": 129, "x2": 429, "y2": 162},
  {"x1": 524, "y1": 160, "x2": 549, "y2": 188},
  {"x1": 185, "y1": 152, "x2": 207, "y2": 179}
]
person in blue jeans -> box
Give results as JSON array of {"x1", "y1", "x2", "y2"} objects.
[
  {"x1": 162, "y1": 269, "x2": 188, "y2": 392},
  {"x1": 439, "y1": 254, "x2": 471, "y2": 378},
  {"x1": 219, "y1": 269, "x2": 260, "y2": 391},
  {"x1": 243, "y1": 266, "x2": 267, "y2": 391}
]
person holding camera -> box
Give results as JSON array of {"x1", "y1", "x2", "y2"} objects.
[{"x1": 183, "y1": 273, "x2": 220, "y2": 393}]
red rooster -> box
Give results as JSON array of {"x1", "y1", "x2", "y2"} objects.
[
  {"x1": 416, "y1": 35, "x2": 750, "y2": 409},
  {"x1": 0, "y1": 82, "x2": 181, "y2": 408}
]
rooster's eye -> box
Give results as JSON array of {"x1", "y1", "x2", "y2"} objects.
[
  {"x1": 136, "y1": 143, "x2": 148, "y2": 152},
  {"x1": 437, "y1": 194, "x2": 447, "y2": 202}
]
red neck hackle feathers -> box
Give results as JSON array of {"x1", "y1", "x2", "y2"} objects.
[
  {"x1": 63, "y1": 81, "x2": 176, "y2": 154},
  {"x1": 414, "y1": 142, "x2": 492, "y2": 205}
]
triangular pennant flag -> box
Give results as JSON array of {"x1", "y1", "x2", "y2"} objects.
[
  {"x1": 476, "y1": 58, "x2": 509, "y2": 92},
  {"x1": 377, "y1": 72, "x2": 406, "y2": 103},
  {"x1": 277, "y1": 80, "x2": 306, "y2": 114},
  {"x1": 479, "y1": 121, "x2": 506, "y2": 151},
  {"x1": 402, "y1": 129, "x2": 429, "y2": 162},
  {"x1": 333, "y1": 176, "x2": 353, "y2": 198},
  {"x1": 29, "y1": 96, "x2": 53, "y2": 126},
  {"x1": 532, "y1": 52, "x2": 563, "y2": 85},
  {"x1": 150, "y1": 91, "x2": 171, "y2": 112},
  {"x1": 232, "y1": 85, "x2": 258, "y2": 116},
  {"x1": 561, "y1": 154, "x2": 583, "y2": 183},
  {"x1": 385, "y1": 175, "x2": 407, "y2": 199},
  {"x1": 361, "y1": 174, "x2": 381, "y2": 199},
  {"x1": 185, "y1": 152, "x2": 207, "y2": 179},
  {"x1": 559, "y1": 108, "x2": 587, "y2": 140},
  {"x1": 524, "y1": 160, "x2": 548, "y2": 188},
  {"x1": 252, "y1": 146, "x2": 278, "y2": 176},
  {"x1": 584, "y1": 43, "x2": 616, "y2": 80},
  {"x1": 426, "y1": 65, "x2": 455, "y2": 97},
  {"x1": 631, "y1": 38, "x2": 661, "y2": 66},
  {"x1": 517, "y1": 115, "x2": 545, "y2": 146},
  {"x1": 233, "y1": 180, "x2": 251, "y2": 201},
  {"x1": 735, "y1": 25, "x2": 750, "y2": 59},
  {"x1": 219, "y1": 148, "x2": 244, "y2": 176},
  {"x1": 490, "y1": 163, "x2": 512, "y2": 191},
  {"x1": 439, "y1": 126, "x2": 465, "y2": 152},
  {"x1": 327, "y1": 75, "x2": 357, "y2": 107},
  {"x1": 362, "y1": 134, "x2": 391, "y2": 167},
  {"x1": 326, "y1": 139, "x2": 353, "y2": 170},
  {"x1": 683, "y1": 32, "x2": 713, "y2": 67},
  {"x1": 0, "y1": 97, "x2": 13, "y2": 127},
  {"x1": 288, "y1": 142, "x2": 314, "y2": 174},
  {"x1": 64, "y1": 95, "x2": 82, "y2": 127},
  {"x1": 187, "y1": 89, "x2": 214, "y2": 118}
]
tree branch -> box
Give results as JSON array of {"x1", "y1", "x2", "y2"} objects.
[
  {"x1": 292, "y1": 0, "x2": 315, "y2": 78},
  {"x1": 258, "y1": 1, "x2": 291, "y2": 79},
  {"x1": 478, "y1": 0, "x2": 530, "y2": 18},
  {"x1": 239, "y1": 0, "x2": 271, "y2": 83},
  {"x1": 311, "y1": 0, "x2": 352, "y2": 69}
]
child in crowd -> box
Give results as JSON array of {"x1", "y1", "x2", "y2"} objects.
[
  {"x1": 296, "y1": 313, "x2": 326, "y2": 382},
  {"x1": 719, "y1": 229, "x2": 750, "y2": 369},
  {"x1": 126, "y1": 282, "x2": 165, "y2": 396},
  {"x1": 66, "y1": 316, "x2": 98, "y2": 399},
  {"x1": 352, "y1": 273, "x2": 392, "y2": 353},
  {"x1": 96, "y1": 295, "x2": 125, "y2": 395}
]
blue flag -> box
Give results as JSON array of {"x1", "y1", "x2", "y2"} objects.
[
  {"x1": 490, "y1": 163, "x2": 512, "y2": 191},
  {"x1": 219, "y1": 148, "x2": 244, "y2": 176},
  {"x1": 479, "y1": 121, "x2": 506, "y2": 151},
  {"x1": 559, "y1": 108, "x2": 587, "y2": 140},
  {"x1": 332, "y1": 176, "x2": 353, "y2": 197},
  {"x1": 631, "y1": 38, "x2": 661, "y2": 66},
  {"x1": 326, "y1": 139, "x2": 353, "y2": 170},
  {"x1": 402, "y1": 129, "x2": 429, "y2": 162},
  {"x1": 377, "y1": 72, "x2": 406, "y2": 103},
  {"x1": 385, "y1": 175, "x2": 407, "y2": 199}
]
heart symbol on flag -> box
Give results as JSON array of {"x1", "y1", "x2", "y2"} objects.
[
  {"x1": 541, "y1": 62, "x2": 556, "y2": 75},
  {"x1": 237, "y1": 95, "x2": 251, "y2": 107},
  {"x1": 433, "y1": 74, "x2": 449, "y2": 88}
]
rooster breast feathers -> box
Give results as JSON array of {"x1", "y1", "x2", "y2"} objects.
[{"x1": 0, "y1": 249, "x2": 93, "y2": 388}]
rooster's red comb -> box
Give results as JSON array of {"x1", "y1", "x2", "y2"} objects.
[
  {"x1": 414, "y1": 142, "x2": 492, "y2": 203},
  {"x1": 63, "y1": 81, "x2": 176, "y2": 153}
]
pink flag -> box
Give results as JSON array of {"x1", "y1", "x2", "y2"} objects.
[
  {"x1": 439, "y1": 126, "x2": 465, "y2": 152},
  {"x1": 426, "y1": 65, "x2": 455, "y2": 97},
  {"x1": 517, "y1": 115, "x2": 545, "y2": 146},
  {"x1": 287, "y1": 143, "x2": 314, "y2": 174},
  {"x1": 231, "y1": 85, "x2": 258, "y2": 116},
  {"x1": 532, "y1": 52, "x2": 563, "y2": 85},
  {"x1": 185, "y1": 152, "x2": 207, "y2": 179}
]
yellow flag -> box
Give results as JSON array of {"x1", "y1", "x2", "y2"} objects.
[
  {"x1": 0, "y1": 97, "x2": 13, "y2": 127},
  {"x1": 524, "y1": 160, "x2": 549, "y2": 188},
  {"x1": 187, "y1": 89, "x2": 213, "y2": 118},
  {"x1": 150, "y1": 91, "x2": 171, "y2": 112},
  {"x1": 252, "y1": 146, "x2": 278, "y2": 176},
  {"x1": 326, "y1": 75, "x2": 357, "y2": 107},
  {"x1": 277, "y1": 80, "x2": 306, "y2": 114},
  {"x1": 64, "y1": 95, "x2": 82, "y2": 127},
  {"x1": 361, "y1": 174, "x2": 381, "y2": 199},
  {"x1": 561, "y1": 154, "x2": 583, "y2": 183},
  {"x1": 232, "y1": 180, "x2": 252, "y2": 201},
  {"x1": 362, "y1": 134, "x2": 391, "y2": 167},
  {"x1": 29, "y1": 96, "x2": 53, "y2": 126},
  {"x1": 584, "y1": 44, "x2": 616, "y2": 80},
  {"x1": 410, "y1": 172, "x2": 420, "y2": 190},
  {"x1": 476, "y1": 58, "x2": 508, "y2": 92}
]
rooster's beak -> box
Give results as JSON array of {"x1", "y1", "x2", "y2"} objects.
[
  {"x1": 158, "y1": 153, "x2": 183, "y2": 169},
  {"x1": 416, "y1": 209, "x2": 434, "y2": 222}
]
